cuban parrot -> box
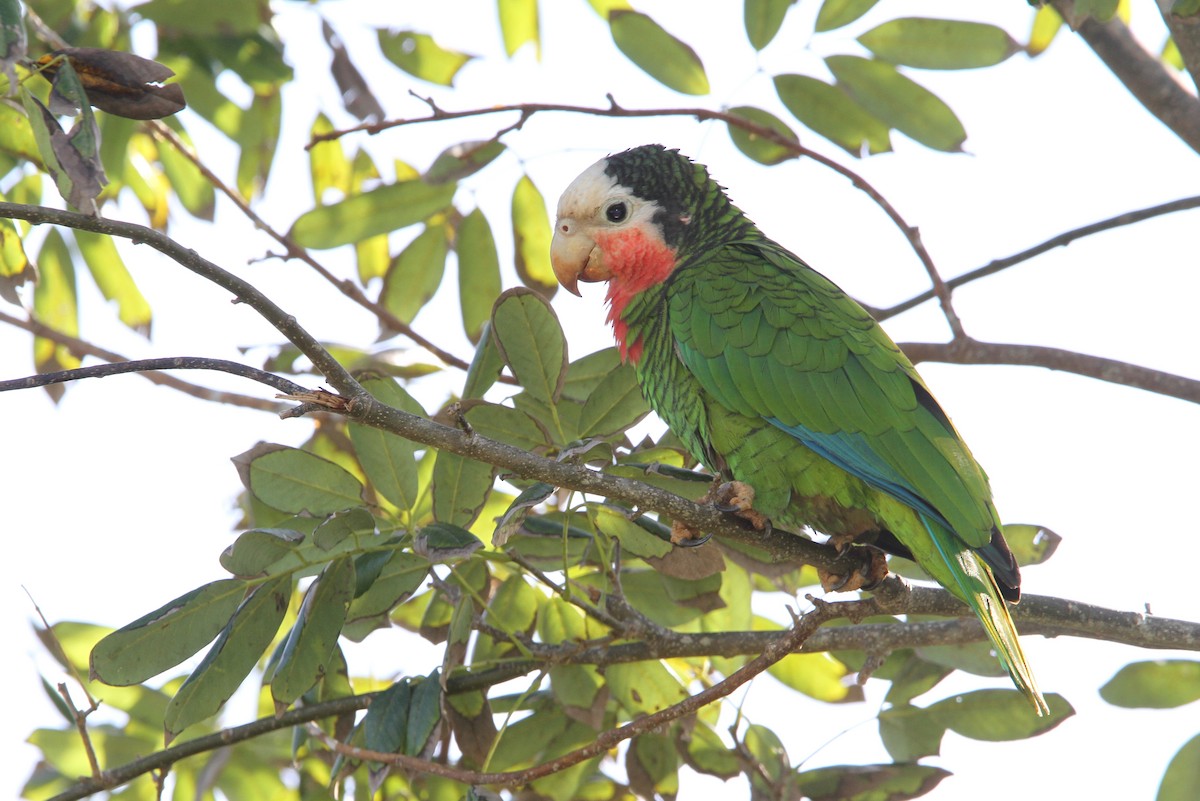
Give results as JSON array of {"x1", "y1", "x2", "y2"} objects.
[{"x1": 550, "y1": 144, "x2": 1046, "y2": 714}]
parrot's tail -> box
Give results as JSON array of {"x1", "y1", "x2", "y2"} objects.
[{"x1": 922, "y1": 515, "x2": 1049, "y2": 716}]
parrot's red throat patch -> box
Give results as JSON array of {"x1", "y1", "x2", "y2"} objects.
[{"x1": 593, "y1": 227, "x2": 676, "y2": 364}]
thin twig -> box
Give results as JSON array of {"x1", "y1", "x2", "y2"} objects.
[
  {"x1": 0, "y1": 309, "x2": 284, "y2": 411},
  {"x1": 0, "y1": 356, "x2": 307, "y2": 395},
  {"x1": 56, "y1": 684, "x2": 102, "y2": 780},
  {"x1": 877, "y1": 194, "x2": 1200, "y2": 320}
]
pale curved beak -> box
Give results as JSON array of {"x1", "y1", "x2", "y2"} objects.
[{"x1": 550, "y1": 220, "x2": 592, "y2": 297}]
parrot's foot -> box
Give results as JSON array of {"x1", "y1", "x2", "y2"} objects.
[
  {"x1": 668, "y1": 480, "x2": 770, "y2": 546},
  {"x1": 709, "y1": 480, "x2": 770, "y2": 531},
  {"x1": 818, "y1": 546, "x2": 890, "y2": 594}
]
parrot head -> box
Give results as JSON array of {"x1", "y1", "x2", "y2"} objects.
[{"x1": 552, "y1": 145, "x2": 752, "y2": 358}]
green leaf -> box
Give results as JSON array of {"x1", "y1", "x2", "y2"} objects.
[
  {"x1": 348, "y1": 379, "x2": 426, "y2": 511},
  {"x1": 463, "y1": 401, "x2": 550, "y2": 451},
  {"x1": 491, "y1": 287, "x2": 568, "y2": 407},
  {"x1": 628, "y1": 733, "x2": 679, "y2": 798},
  {"x1": 774, "y1": 73, "x2": 891, "y2": 156},
  {"x1": 826, "y1": 55, "x2": 966, "y2": 152},
  {"x1": 380, "y1": 222, "x2": 449, "y2": 328},
  {"x1": 498, "y1": 0, "x2": 540, "y2": 57},
  {"x1": 878, "y1": 703, "x2": 946, "y2": 762},
  {"x1": 346, "y1": 551, "x2": 429, "y2": 624},
  {"x1": 246, "y1": 446, "x2": 365, "y2": 515},
  {"x1": 815, "y1": 0, "x2": 879, "y2": 32},
  {"x1": 432, "y1": 452, "x2": 495, "y2": 528},
  {"x1": 157, "y1": 124, "x2": 215, "y2": 219},
  {"x1": 406, "y1": 672, "x2": 443, "y2": 755},
  {"x1": 0, "y1": 101, "x2": 40, "y2": 167},
  {"x1": 313, "y1": 507, "x2": 376, "y2": 550},
  {"x1": 134, "y1": 0, "x2": 270, "y2": 36},
  {"x1": 378, "y1": 29, "x2": 473, "y2": 86},
  {"x1": 74, "y1": 230, "x2": 152, "y2": 336},
  {"x1": 882, "y1": 650, "x2": 951, "y2": 706},
  {"x1": 537, "y1": 594, "x2": 594, "y2": 643},
  {"x1": 289, "y1": 178, "x2": 456, "y2": 250},
  {"x1": 457, "y1": 208, "x2": 503, "y2": 343},
  {"x1": 90, "y1": 579, "x2": 247, "y2": 686},
  {"x1": 797, "y1": 763, "x2": 951, "y2": 801},
  {"x1": 931, "y1": 689, "x2": 1073, "y2": 740},
  {"x1": 424, "y1": 139, "x2": 505, "y2": 184},
  {"x1": 492, "y1": 480, "x2": 556, "y2": 547},
  {"x1": 606, "y1": 661, "x2": 689, "y2": 714},
  {"x1": 1, "y1": 0, "x2": 27, "y2": 79},
  {"x1": 1159, "y1": 733, "x2": 1200, "y2": 801},
  {"x1": 608, "y1": 10, "x2": 709, "y2": 95},
  {"x1": 235, "y1": 87, "x2": 280, "y2": 199},
  {"x1": 463, "y1": 320, "x2": 505, "y2": 398},
  {"x1": 578, "y1": 360, "x2": 650, "y2": 437},
  {"x1": 485, "y1": 575, "x2": 541, "y2": 632},
  {"x1": 858, "y1": 18, "x2": 1020, "y2": 70},
  {"x1": 511, "y1": 174, "x2": 557, "y2": 296},
  {"x1": 31, "y1": 228, "x2": 79, "y2": 401},
  {"x1": 164, "y1": 574, "x2": 292, "y2": 740},
  {"x1": 1101, "y1": 660, "x2": 1200, "y2": 708},
  {"x1": 726, "y1": 105, "x2": 799, "y2": 165},
  {"x1": 220, "y1": 528, "x2": 305, "y2": 579},
  {"x1": 592, "y1": 506, "x2": 671, "y2": 559},
  {"x1": 1001, "y1": 523, "x2": 1061, "y2": 567},
  {"x1": 271, "y1": 556, "x2": 356, "y2": 706},
  {"x1": 0, "y1": 209, "x2": 31, "y2": 304},
  {"x1": 351, "y1": 150, "x2": 390, "y2": 282},
  {"x1": 364, "y1": 679, "x2": 413, "y2": 755},
  {"x1": 744, "y1": 0, "x2": 794, "y2": 50}
]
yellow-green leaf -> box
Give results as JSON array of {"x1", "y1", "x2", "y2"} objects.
[
  {"x1": 592, "y1": 506, "x2": 671, "y2": 559},
  {"x1": 931, "y1": 689, "x2": 1073, "y2": 740},
  {"x1": 577, "y1": 361, "x2": 649, "y2": 437},
  {"x1": 424, "y1": 139, "x2": 505, "y2": 184},
  {"x1": 32, "y1": 229, "x2": 79, "y2": 401},
  {"x1": 726, "y1": 105, "x2": 799, "y2": 165},
  {"x1": 815, "y1": 0, "x2": 879, "y2": 32},
  {"x1": 1160, "y1": 733, "x2": 1200, "y2": 801},
  {"x1": 457, "y1": 208, "x2": 502, "y2": 343},
  {"x1": 826, "y1": 55, "x2": 966, "y2": 152},
  {"x1": 378, "y1": 29, "x2": 473, "y2": 86},
  {"x1": 432, "y1": 451, "x2": 494, "y2": 528},
  {"x1": 348, "y1": 378, "x2": 425, "y2": 511},
  {"x1": 380, "y1": 222, "x2": 449, "y2": 327},
  {"x1": 858, "y1": 18, "x2": 1020, "y2": 69},
  {"x1": 511, "y1": 174, "x2": 557, "y2": 296},
  {"x1": 0, "y1": 210, "x2": 32, "y2": 304},
  {"x1": 609, "y1": 10, "x2": 709, "y2": 95},
  {"x1": 1028, "y1": 4, "x2": 1062, "y2": 57},
  {"x1": 75, "y1": 230, "x2": 151, "y2": 336},
  {"x1": 1100, "y1": 660, "x2": 1200, "y2": 708},
  {"x1": 606, "y1": 662, "x2": 688, "y2": 714},
  {"x1": 308, "y1": 112, "x2": 350, "y2": 203},
  {"x1": 774, "y1": 73, "x2": 891, "y2": 156},
  {"x1": 289, "y1": 178, "x2": 456, "y2": 250},
  {"x1": 498, "y1": 0, "x2": 540, "y2": 57}
]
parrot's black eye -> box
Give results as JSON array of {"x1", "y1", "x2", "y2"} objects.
[{"x1": 605, "y1": 201, "x2": 628, "y2": 223}]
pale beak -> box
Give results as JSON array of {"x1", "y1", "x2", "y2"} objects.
[{"x1": 551, "y1": 219, "x2": 609, "y2": 296}]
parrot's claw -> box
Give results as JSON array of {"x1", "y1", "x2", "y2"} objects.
[
  {"x1": 669, "y1": 521, "x2": 713, "y2": 547},
  {"x1": 818, "y1": 546, "x2": 890, "y2": 594},
  {"x1": 709, "y1": 480, "x2": 770, "y2": 531}
]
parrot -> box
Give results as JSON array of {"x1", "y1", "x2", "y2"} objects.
[{"x1": 549, "y1": 144, "x2": 1046, "y2": 715}]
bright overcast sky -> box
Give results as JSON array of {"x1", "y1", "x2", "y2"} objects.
[{"x1": 4, "y1": 2, "x2": 1200, "y2": 800}]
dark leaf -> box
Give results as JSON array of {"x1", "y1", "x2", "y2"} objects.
[
  {"x1": 38, "y1": 48, "x2": 186, "y2": 120},
  {"x1": 22, "y1": 88, "x2": 106, "y2": 211},
  {"x1": 322, "y1": 19, "x2": 383, "y2": 122},
  {"x1": 797, "y1": 763, "x2": 951, "y2": 801}
]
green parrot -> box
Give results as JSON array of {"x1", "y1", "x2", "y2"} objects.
[{"x1": 550, "y1": 144, "x2": 1046, "y2": 714}]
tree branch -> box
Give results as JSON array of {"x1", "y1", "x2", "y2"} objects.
[
  {"x1": 0, "y1": 356, "x2": 307, "y2": 396},
  {"x1": 1054, "y1": 1, "x2": 1200, "y2": 153},
  {"x1": 1158, "y1": 0, "x2": 1200, "y2": 94},
  {"x1": 899, "y1": 338, "x2": 1200, "y2": 405}
]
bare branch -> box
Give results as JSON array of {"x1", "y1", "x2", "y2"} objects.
[
  {"x1": 877, "y1": 194, "x2": 1200, "y2": 320},
  {"x1": 0, "y1": 356, "x2": 307, "y2": 396},
  {"x1": 899, "y1": 338, "x2": 1200, "y2": 405},
  {"x1": 0, "y1": 309, "x2": 285, "y2": 411},
  {"x1": 1158, "y1": 1, "x2": 1200, "y2": 93}
]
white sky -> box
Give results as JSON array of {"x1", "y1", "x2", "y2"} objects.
[{"x1": 4, "y1": 2, "x2": 1200, "y2": 800}]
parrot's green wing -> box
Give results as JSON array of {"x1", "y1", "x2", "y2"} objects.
[{"x1": 668, "y1": 240, "x2": 1001, "y2": 547}]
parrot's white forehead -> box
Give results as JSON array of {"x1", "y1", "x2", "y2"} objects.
[{"x1": 556, "y1": 157, "x2": 621, "y2": 219}]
